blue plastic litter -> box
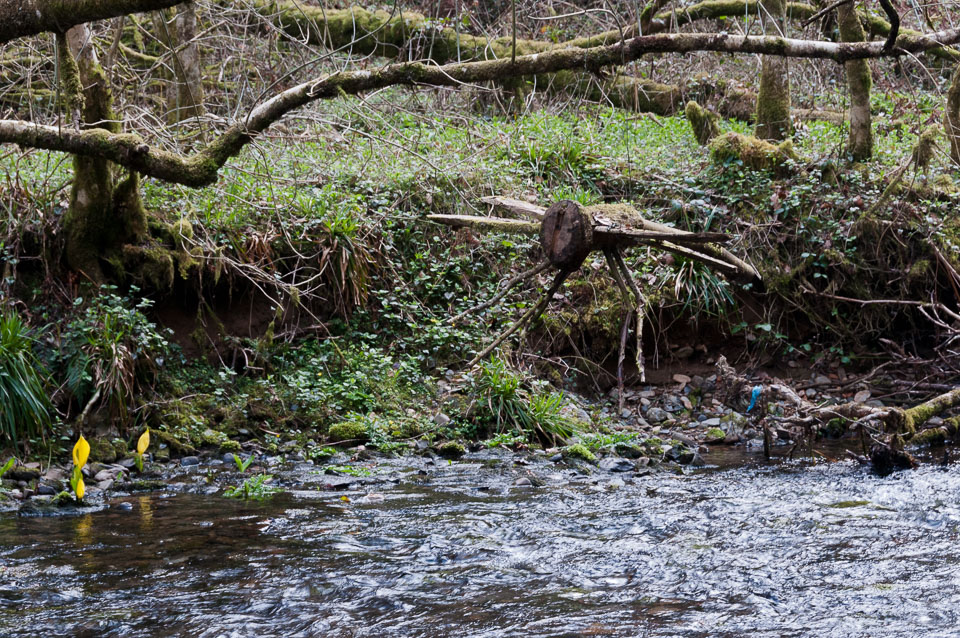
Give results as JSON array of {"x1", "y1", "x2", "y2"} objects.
[{"x1": 747, "y1": 385, "x2": 763, "y2": 413}]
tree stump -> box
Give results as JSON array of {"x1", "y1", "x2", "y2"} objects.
[{"x1": 540, "y1": 200, "x2": 594, "y2": 270}]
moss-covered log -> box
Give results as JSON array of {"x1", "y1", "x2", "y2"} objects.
[
  {"x1": 838, "y1": 0, "x2": 872, "y2": 161},
  {"x1": 710, "y1": 131, "x2": 798, "y2": 174}
]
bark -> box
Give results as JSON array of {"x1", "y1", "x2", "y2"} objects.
[
  {"x1": 837, "y1": 0, "x2": 872, "y2": 161},
  {"x1": 0, "y1": 0, "x2": 182, "y2": 44},
  {"x1": 153, "y1": 3, "x2": 204, "y2": 123},
  {"x1": 756, "y1": 0, "x2": 792, "y2": 141},
  {"x1": 5, "y1": 24, "x2": 960, "y2": 187},
  {"x1": 62, "y1": 25, "x2": 146, "y2": 279},
  {"x1": 946, "y1": 63, "x2": 960, "y2": 168}
]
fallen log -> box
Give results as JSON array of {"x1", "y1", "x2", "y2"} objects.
[{"x1": 429, "y1": 197, "x2": 760, "y2": 395}]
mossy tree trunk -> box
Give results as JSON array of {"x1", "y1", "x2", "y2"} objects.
[
  {"x1": 755, "y1": 0, "x2": 792, "y2": 140},
  {"x1": 946, "y1": 63, "x2": 960, "y2": 168},
  {"x1": 62, "y1": 24, "x2": 147, "y2": 280},
  {"x1": 838, "y1": 0, "x2": 872, "y2": 160}
]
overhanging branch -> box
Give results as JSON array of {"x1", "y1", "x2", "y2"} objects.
[{"x1": 4, "y1": 25, "x2": 960, "y2": 187}]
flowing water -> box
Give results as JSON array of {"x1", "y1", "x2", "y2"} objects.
[{"x1": 2, "y1": 449, "x2": 960, "y2": 637}]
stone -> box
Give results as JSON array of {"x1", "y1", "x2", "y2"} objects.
[
  {"x1": 5, "y1": 468, "x2": 40, "y2": 482},
  {"x1": 814, "y1": 375, "x2": 831, "y2": 386},
  {"x1": 42, "y1": 468, "x2": 66, "y2": 482},
  {"x1": 646, "y1": 407, "x2": 669, "y2": 423},
  {"x1": 36, "y1": 483, "x2": 58, "y2": 496},
  {"x1": 805, "y1": 389, "x2": 817, "y2": 398},
  {"x1": 678, "y1": 450, "x2": 705, "y2": 466},
  {"x1": 620, "y1": 409, "x2": 632, "y2": 419},
  {"x1": 853, "y1": 390, "x2": 871, "y2": 403},
  {"x1": 549, "y1": 453, "x2": 563, "y2": 463},
  {"x1": 598, "y1": 458, "x2": 635, "y2": 473},
  {"x1": 514, "y1": 477, "x2": 533, "y2": 486},
  {"x1": 433, "y1": 413, "x2": 451, "y2": 427},
  {"x1": 97, "y1": 479, "x2": 114, "y2": 491},
  {"x1": 180, "y1": 456, "x2": 200, "y2": 467},
  {"x1": 222, "y1": 453, "x2": 238, "y2": 464},
  {"x1": 673, "y1": 373, "x2": 691, "y2": 384},
  {"x1": 701, "y1": 417, "x2": 722, "y2": 427}
]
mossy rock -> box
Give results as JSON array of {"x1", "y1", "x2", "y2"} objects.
[
  {"x1": 328, "y1": 421, "x2": 369, "y2": 445},
  {"x1": 438, "y1": 441, "x2": 466, "y2": 459},
  {"x1": 219, "y1": 439, "x2": 243, "y2": 453},
  {"x1": 562, "y1": 443, "x2": 597, "y2": 463},
  {"x1": 705, "y1": 427, "x2": 726, "y2": 443},
  {"x1": 709, "y1": 132, "x2": 798, "y2": 175},
  {"x1": 89, "y1": 437, "x2": 119, "y2": 464}
]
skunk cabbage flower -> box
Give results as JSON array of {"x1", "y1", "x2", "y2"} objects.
[
  {"x1": 72, "y1": 435, "x2": 90, "y2": 468},
  {"x1": 137, "y1": 429, "x2": 150, "y2": 456}
]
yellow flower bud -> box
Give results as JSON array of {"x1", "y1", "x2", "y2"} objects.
[
  {"x1": 137, "y1": 429, "x2": 150, "y2": 456},
  {"x1": 72, "y1": 435, "x2": 90, "y2": 468},
  {"x1": 76, "y1": 477, "x2": 85, "y2": 501}
]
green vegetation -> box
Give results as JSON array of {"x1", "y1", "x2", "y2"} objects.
[
  {"x1": 0, "y1": 313, "x2": 53, "y2": 449},
  {"x1": 223, "y1": 473, "x2": 280, "y2": 500}
]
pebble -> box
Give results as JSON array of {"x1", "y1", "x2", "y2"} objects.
[
  {"x1": 805, "y1": 389, "x2": 818, "y2": 398},
  {"x1": 180, "y1": 456, "x2": 200, "y2": 467},
  {"x1": 433, "y1": 413, "x2": 451, "y2": 427},
  {"x1": 854, "y1": 390, "x2": 871, "y2": 403},
  {"x1": 514, "y1": 477, "x2": 533, "y2": 486},
  {"x1": 549, "y1": 454, "x2": 563, "y2": 463},
  {"x1": 701, "y1": 417, "x2": 722, "y2": 427},
  {"x1": 222, "y1": 453, "x2": 238, "y2": 464},
  {"x1": 116, "y1": 502, "x2": 133, "y2": 511},
  {"x1": 620, "y1": 409, "x2": 632, "y2": 419}
]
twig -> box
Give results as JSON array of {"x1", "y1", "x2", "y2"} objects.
[
  {"x1": 467, "y1": 269, "x2": 570, "y2": 367},
  {"x1": 451, "y1": 260, "x2": 551, "y2": 323}
]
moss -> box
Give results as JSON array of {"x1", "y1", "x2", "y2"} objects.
[
  {"x1": 912, "y1": 125, "x2": 939, "y2": 172},
  {"x1": 55, "y1": 32, "x2": 84, "y2": 118},
  {"x1": 907, "y1": 259, "x2": 931, "y2": 283},
  {"x1": 89, "y1": 437, "x2": 118, "y2": 463},
  {"x1": 219, "y1": 439, "x2": 242, "y2": 453},
  {"x1": 709, "y1": 132, "x2": 798, "y2": 175},
  {"x1": 120, "y1": 244, "x2": 175, "y2": 292},
  {"x1": 705, "y1": 427, "x2": 725, "y2": 441},
  {"x1": 328, "y1": 420, "x2": 369, "y2": 444},
  {"x1": 562, "y1": 443, "x2": 597, "y2": 462},
  {"x1": 438, "y1": 441, "x2": 466, "y2": 458},
  {"x1": 837, "y1": 0, "x2": 873, "y2": 161},
  {"x1": 755, "y1": 0, "x2": 792, "y2": 143},
  {"x1": 685, "y1": 101, "x2": 720, "y2": 145}
]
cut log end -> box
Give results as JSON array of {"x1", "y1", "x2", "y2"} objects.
[{"x1": 540, "y1": 200, "x2": 593, "y2": 270}]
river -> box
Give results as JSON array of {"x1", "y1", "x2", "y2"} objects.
[{"x1": 2, "y1": 448, "x2": 958, "y2": 637}]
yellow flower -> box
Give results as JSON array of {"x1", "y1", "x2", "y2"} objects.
[
  {"x1": 75, "y1": 477, "x2": 85, "y2": 500},
  {"x1": 72, "y1": 435, "x2": 90, "y2": 469},
  {"x1": 136, "y1": 429, "x2": 150, "y2": 456}
]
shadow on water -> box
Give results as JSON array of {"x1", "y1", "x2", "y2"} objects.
[{"x1": 3, "y1": 449, "x2": 960, "y2": 637}]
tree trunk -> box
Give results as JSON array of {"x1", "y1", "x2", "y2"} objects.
[
  {"x1": 946, "y1": 63, "x2": 960, "y2": 168},
  {"x1": 838, "y1": 0, "x2": 872, "y2": 161},
  {"x1": 755, "y1": 0, "x2": 792, "y2": 140},
  {"x1": 62, "y1": 25, "x2": 146, "y2": 279},
  {"x1": 154, "y1": 3, "x2": 205, "y2": 123},
  {"x1": 172, "y1": 2, "x2": 204, "y2": 122}
]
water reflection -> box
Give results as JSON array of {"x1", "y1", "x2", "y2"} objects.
[{"x1": 1, "y1": 454, "x2": 959, "y2": 637}]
